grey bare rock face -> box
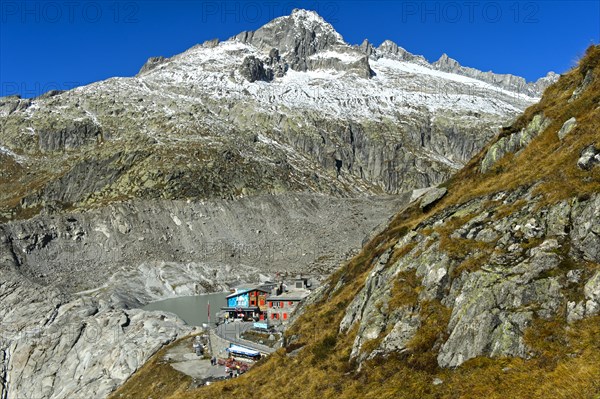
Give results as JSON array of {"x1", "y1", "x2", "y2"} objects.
[
  {"x1": 137, "y1": 56, "x2": 168, "y2": 76},
  {"x1": 38, "y1": 118, "x2": 103, "y2": 153},
  {"x1": 240, "y1": 55, "x2": 273, "y2": 82},
  {"x1": 577, "y1": 145, "x2": 600, "y2": 170},
  {"x1": 233, "y1": 9, "x2": 351, "y2": 73},
  {"x1": 0, "y1": 277, "x2": 192, "y2": 399},
  {"x1": 369, "y1": 40, "x2": 432, "y2": 66},
  {"x1": 419, "y1": 187, "x2": 447, "y2": 210},
  {"x1": 2, "y1": 194, "x2": 410, "y2": 295},
  {"x1": 570, "y1": 69, "x2": 595, "y2": 101}
]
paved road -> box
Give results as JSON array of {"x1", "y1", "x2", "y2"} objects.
[
  {"x1": 163, "y1": 336, "x2": 227, "y2": 383},
  {"x1": 215, "y1": 322, "x2": 277, "y2": 354}
]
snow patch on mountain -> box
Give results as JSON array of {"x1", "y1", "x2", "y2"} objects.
[{"x1": 309, "y1": 50, "x2": 364, "y2": 63}]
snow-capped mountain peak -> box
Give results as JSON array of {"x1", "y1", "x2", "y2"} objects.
[
  {"x1": 257, "y1": 8, "x2": 345, "y2": 45},
  {"x1": 231, "y1": 8, "x2": 350, "y2": 73},
  {"x1": 0, "y1": 8, "x2": 560, "y2": 204}
]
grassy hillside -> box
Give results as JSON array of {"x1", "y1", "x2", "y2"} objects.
[{"x1": 110, "y1": 45, "x2": 600, "y2": 399}]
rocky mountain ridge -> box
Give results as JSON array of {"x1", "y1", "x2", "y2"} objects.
[
  {"x1": 432, "y1": 53, "x2": 558, "y2": 97},
  {"x1": 0, "y1": 9, "x2": 556, "y2": 222}
]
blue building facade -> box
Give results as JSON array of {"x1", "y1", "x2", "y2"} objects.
[
  {"x1": 223, "y1": 288, "x2": 271, "y2": 321},
  {"x1": 227, "y1": 291, "x2": 250, "y2": 308}
]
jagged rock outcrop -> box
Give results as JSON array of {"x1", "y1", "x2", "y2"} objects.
[
  {"x1": 36, "y1": 90, "x2": 66, "y2": 100},
  {"x1": 137, "y1": 56, "x2": 168, "y2": 76},
  {"x1": 239, "y1": 55, "x2": 272, "y2": 82},
  {"x1": 358, "y1": 39, "x2": 376, "y2": 57},
  {"x1": 368, "y1": 40, "x2": 430, "y2": 66},
  {"x1": 419, "y1": 187, "x2": 447, "y2": 210},
  {"x1": 571, "y1": 69, "x2": 595, "y2": 100},
  {"x1": 340, "y1": 186, "x2": 600, "y2": 368},
  {"x1": 0, "y1": 95, "x2": 30, "y2": 116},
  {"x1": 480, "y1": 113, "x2": 551, "y2": 172},
  {"x1": 233, "y1": 8, "x2": 349, "y2": 72},
  {"x1": 307, "y1": 49, "x2": 373, "y2": 78}
]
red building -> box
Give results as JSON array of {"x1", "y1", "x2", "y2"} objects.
[{"x1": 266, "y1": 292, "x2": 309, "y2": 323}]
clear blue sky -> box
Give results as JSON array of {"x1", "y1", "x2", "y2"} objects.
[{"x1": 1, "y1": 1, "x2": 598, "y2": 97}]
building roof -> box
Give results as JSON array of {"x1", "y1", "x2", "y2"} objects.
[
  {"x1": 267, "y1": 291, "x2": 310, "y2": 301},
  {"x1": 226, "y1": 287, "x2": 271, "y2": 299}
]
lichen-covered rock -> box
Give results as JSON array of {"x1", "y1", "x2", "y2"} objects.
[
  {"x1": 481, "y1": 114, "x2": 551, "y2": 173},
  {"x1": 567, "y1": 300, "x2": 586, "y2": 323},
  {"x1": 567, "y1": 271, "x2": 600, "y2": 323},
  {"x1": 378, "y1": 310, "x2": 420, "y2": 354},
  {"x1": 584, "y1": 271, "x2": 600, "y2": 315},
  {"x1": 0, "y1": 95, "x2": 30, "y2": 116},
  {"x1": 343, "y1": 248, "x2": 393, "y2": 358},
  {"x1": 570, "y1": 69, "x2": 594, "y2": 101},
  {"x1": 557, "y1": 117, "x2": 577, "y2": 140},
  {"x1": 546, "y1": 200, "x2": 572, "y2": 237}
]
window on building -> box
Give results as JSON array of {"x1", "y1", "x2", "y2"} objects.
[
  {"x1": 280, "y1": 302, "x2": 284, "y2": 308},
  {"x1": 259, "y1": 299, "x2": 265, "y2": 306},
  {"x1": 288, "y1": 301, "x2": 293, "y2": 306},
  {"x1": 283, "y1": 313, "x2": 288, "y2": 320},
  {"x1": 268, "y1": 302, "x2": 273, "y2": 308}
]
